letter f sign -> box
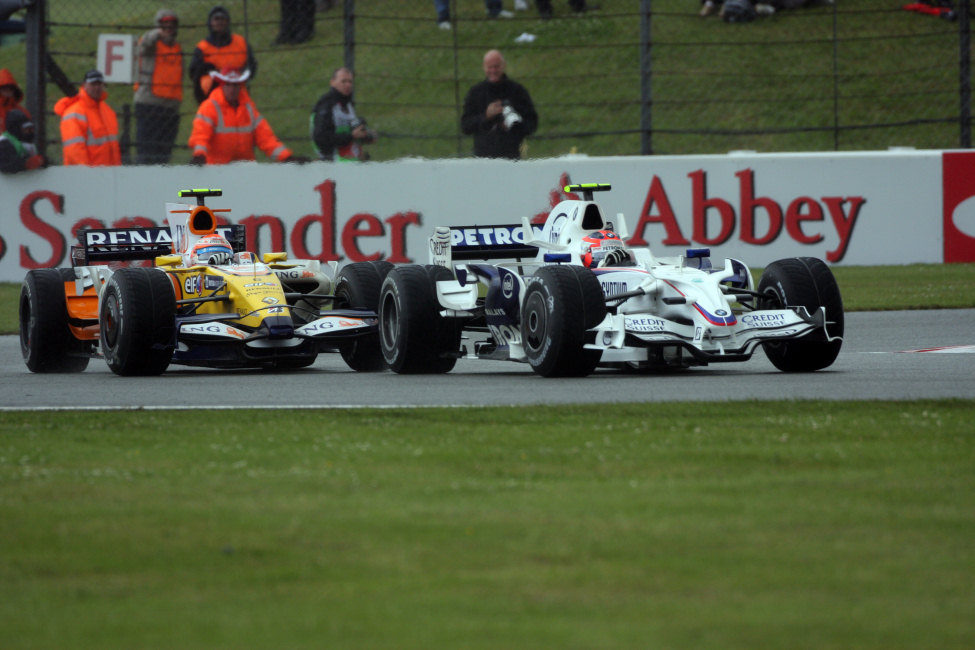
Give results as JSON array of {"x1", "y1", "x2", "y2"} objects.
[{"x1": 97, "y1": 34, "x2": 134, "y2": 83}]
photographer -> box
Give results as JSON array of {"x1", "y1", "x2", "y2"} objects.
[
  {"x1": 461, "y1": 49, "x2": 538, "y2": 160},
  {"x1": 310, "y1": 67, "x2": 376, "y2": 162}
]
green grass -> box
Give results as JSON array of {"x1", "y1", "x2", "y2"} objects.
[
  {"x1": 4, "y1": 262, "x2": 975, "y2": 335},
  {"x1": 1, "y1": 402, "x2": 973, "y2": 648},
  {"x1": 0, "y1": 0, "x2": 966, "y2": 162}
]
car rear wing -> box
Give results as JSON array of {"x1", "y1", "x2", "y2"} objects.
[
  {"x1": 429, "y1": 223, "x2": 545, "y2": 266},
  {"x1": 71, "y1": 224, "x2": 247, "y2": 266}
]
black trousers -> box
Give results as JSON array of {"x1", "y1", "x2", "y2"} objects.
[
  {"x1": 134, "y1": 103, "x2": 180, "y2": 165},
  {"x1": 278, "y1": 0, "x2": 316, "y2": 44}
]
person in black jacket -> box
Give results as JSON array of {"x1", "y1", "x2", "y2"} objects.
[
  {"x1": 461, "y1": 49, "x2": 538, "y2": 160},
  {"x1": 188, "y1": 6, "x2": 258, "y2": 103},
  {"x1": 275, "y1": 0, "x2": 315, "y2": 44},
  {"x1": 0, "y1": 109, "x2": 46, "y2": 173},
  {"x1": 310, "y1": 67, "x2": 376, "y2": 161}
]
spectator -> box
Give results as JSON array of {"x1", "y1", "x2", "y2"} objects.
[
  {"x1": 0, "y1": 108, "x2": 45, "y2": 173},
  {"x1": 434, "y1": 1, "x2": 512, "y2": 29},
  {"x1": 699, "y1": 0, "x2": 723, "y2": 16},
  {"x1": 133, "y1": 8, "x2": 183, "y2": 165},
  {"x1": 54, "y1": 70, "x2": 121, "y2": 166},
  {"x1": 310, "y1": 67, "x2": 376, "y2": 162},
  {"x1": 188, "y1": 6, "x2": 257, "y2": 103},
  {"x1": 275, "y1": 0, "x2": 315, "y2": 44},
  {"x1": 720, "y1": 0, "x2": 757, "y2": 20},
  {"x1": 0, "y1": 67, "x2": 29, "y2": 131},
  {"x1": 461, "y1": 49, "x2": 538, "y2": 160},
  {"x1": 189, "y1": 67, "x2": 296, "y2": 165}
]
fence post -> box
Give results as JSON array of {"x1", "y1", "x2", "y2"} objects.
[
  {"x1": 120, "y1": 104, "x2": 132, "y2": 165},
  {"x1": 344, "y1": 0, "x2": 355, "y2": 71},
  {"x1": 25, "y1": 0, "x2": 47, "y2": 157},
  {"x1": 450, "y1": 0, "x2": 463, "y2": 156},
  {"x1": 640, "y1": 0, "x2": 652, "y2": 155},
  {"x1": 960, "y1": 0, "x2": 971, "y2": 148},
  {"x1": 831, "y1": 0, "x2": 839, "y2": 150}
]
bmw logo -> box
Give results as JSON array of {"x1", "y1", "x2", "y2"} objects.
[{"x1": 715, "y1": 309, "x2": 728, "y2": 316}]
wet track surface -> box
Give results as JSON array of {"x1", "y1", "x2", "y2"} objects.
[{"x1": 2, "y1": 310, "x2": 973, "y2": 409}]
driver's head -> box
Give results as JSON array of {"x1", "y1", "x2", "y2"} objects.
[
  {"x1": 190, "y1": 234, "x2": 233, "y2": 265},
  {"x1": 581, "y1": 230, "x2": 624, "y2": 268}
]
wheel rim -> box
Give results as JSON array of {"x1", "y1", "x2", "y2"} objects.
[
  {"x1": 19, "y1": 293, "x2": 33, "y2": 353},
  {"x1": 334, "y1": 282, "x2": 350, "y2": 310},
  {"x1": 522, "y1": 291, "x2": 547, "y2": 353},
  {"x1": 380, "y1": 291, "x2": 398, "y2": 352},
  {"x1": 761, "y1": 287, "x2": 783, "y2": 310},
  {"x1": 103, "y1": 294, "x2": 120, "y2": 349}
]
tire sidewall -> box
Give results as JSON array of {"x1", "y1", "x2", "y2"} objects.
[
  {"x1": 99, "y1": 273, "x2": 128, "y2": 371},
  {"x1": 379, "y1": 270, "x2": 408, "y2": 370},
  {"x1": 521, "y1": 274, "x2": 559, "y2": 371}
]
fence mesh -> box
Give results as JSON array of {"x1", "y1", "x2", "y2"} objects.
[{"x1": 0, "y1": 0, "x2": 970, "y2": 165}]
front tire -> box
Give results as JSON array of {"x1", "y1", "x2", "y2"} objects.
[
  {"x1": 100, "y1": 268, "x2": 176, "y2": 376},
  {"x1": 379, "y1": 265, "x2": 461, "y2": 373},
  {"x1": 334, "y1": 261, "x2": 392, "y2": 372},
  {"x1": 520, "y1": 265, "x2": 606, "y2": 377},
  {"x1": 758, "y1": 257, "x2": 844, "y2": 372},
  {"x1": 19, "y1": 268, "x2": 90, "y2": 373}
]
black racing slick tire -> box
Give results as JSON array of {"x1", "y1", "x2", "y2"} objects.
[
  {"x1": 19, "y1": 268, "x2": 90, "y2": 373},
  {"x1": 334, "y1": 261, "x2": 390, "y2": 372},
  {"x1": 379, "y1": 265, "x2": 462, "y2": 374},
  {"x1": 758, "y1": 257, "x2": 844, "y2": 372},
  {"x1": 100, "y1": 268, "x2": 176, "y2": 376},
  {"x1": 520, "y1": 265, "x2": 607, "y2": 377}
]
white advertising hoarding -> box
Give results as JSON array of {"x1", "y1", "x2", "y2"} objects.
[{"x1": 1, "y1": 150, "x2": 973, "y2": 282}]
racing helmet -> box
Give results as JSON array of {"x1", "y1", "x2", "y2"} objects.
[
  {"x1": 581, "y1": 230, "x2": 624, "y2": 268},
  {"x1": 190, "y1": 234, "x2": 233, "y2": 265}
]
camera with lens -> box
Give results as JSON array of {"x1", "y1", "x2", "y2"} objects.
[
  {"x1": 349, "y1": 117, "x2": 375, "y2": 142},
  {"x1": 501, "y1": 101, "x2": 522, "y2": 130}
]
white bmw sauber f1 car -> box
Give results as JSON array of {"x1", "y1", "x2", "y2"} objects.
[{"x1": 378, "y1": 183, "x2": 843, "y2": 377}]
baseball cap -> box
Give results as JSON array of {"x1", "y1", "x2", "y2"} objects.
[{"x1": 84, "y1": 69, "x2": 105, "y2": 84}]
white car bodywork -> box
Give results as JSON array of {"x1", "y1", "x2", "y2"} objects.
[{"x1": 426, "y1": 184, "x2": 839, "y2": 370}]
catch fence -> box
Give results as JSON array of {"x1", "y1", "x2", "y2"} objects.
[{"x1": 1, "y1": 0, "x2": 971, "y2": 164}]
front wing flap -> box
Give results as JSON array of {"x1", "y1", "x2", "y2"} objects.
[
  {"x1": 176, "y1": 310, "x2": 377, "y2": 345},
  {"x1": 591, "y1": 307, "x2": 833, "y2": 363}
]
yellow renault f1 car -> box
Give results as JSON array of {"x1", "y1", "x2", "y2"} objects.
[{"x1": 19, "y1": 189, "x2": 387, "y2": 375}]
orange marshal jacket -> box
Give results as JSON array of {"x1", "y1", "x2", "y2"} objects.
[
  {"x1": 54, "y1": 89, "x2": 121, "y2": 166},
  {"x1": 192, "y1": 34, "x2": 252, "y2": 101},
  {"x1": 134, "y1": 36, "x2": 183, "y2": 104},
  {"x1": 188, "y1": 86, "x2": 291, "y2": 164}
]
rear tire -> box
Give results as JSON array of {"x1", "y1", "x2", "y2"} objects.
[
  {"x1": 379, "y1": 265, "x2": 461, "y2": 373},
  {"x1": 758, "y1": 257, "x2": 843, "y2": 372},
  {"x1": 19, "y1": 268, "x2": 90, "y2": 373},
  {"x1": 334, "y1": 261, "x2": 389, "y2": 372},
  {"x1": 520, "y1": 265, "x2": 606, "y2": 377},
  {"x1": 100, "y1": 268, "x2": 176, "y2": 376}
]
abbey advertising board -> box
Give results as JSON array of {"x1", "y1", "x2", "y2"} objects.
[{"x1": 1, "y1": 149, "x2": 973, "y2": 282}]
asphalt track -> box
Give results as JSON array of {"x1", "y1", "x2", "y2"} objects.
[{"x1": 1, "y1": 309, "x2": 973, "y2": 410}]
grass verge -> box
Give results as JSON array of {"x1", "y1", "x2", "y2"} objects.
[{"x1": 1, "y1": 402, "x2": 973, "y2": 648}]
